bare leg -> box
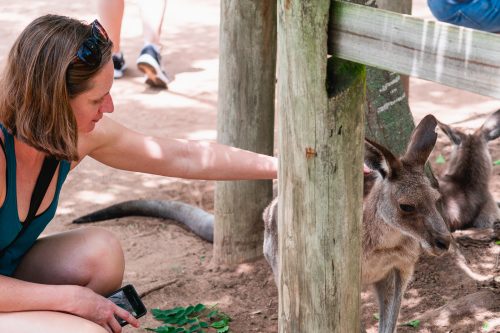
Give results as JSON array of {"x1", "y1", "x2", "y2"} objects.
[
  {"x1": 97, "y1": 0, "x2": 125, "y2": 54},
  {"x1": 0, "y1": 311, "x2": 107, "y2": 333},
  {"x1": 138, "y1": 0, "x2": 167, "y2": 47},
  {"x1": 13, "y1": 227, "x2": 124, "y2": 295},
  {"x1": 0, "y1": 227, "x2": 124, "y2": 331}
]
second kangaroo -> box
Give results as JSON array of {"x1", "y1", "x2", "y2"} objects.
[
  {"x1": 263, "y1": 115, "x2": 451, "y2": 333},
  {"x1": 436, "y1": 109, "x2": 500, "y2": 231}
]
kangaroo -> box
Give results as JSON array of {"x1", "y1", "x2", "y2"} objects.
[
  {"x1": 263, "y1": 115, "x2": 451, "y2": 333},
  {"x1": 436, "y1": 109, "x2": 500, "y2": 231}
]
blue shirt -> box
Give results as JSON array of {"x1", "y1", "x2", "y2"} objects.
[
  {"x1": 0, "y1": 124, "x2": 70, "y2": 276},
  {"x1": 428, "y1": 0, "x2": 500, "y2": 32}
]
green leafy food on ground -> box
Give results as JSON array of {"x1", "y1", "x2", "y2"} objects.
[
  {"x1": 147, "y1": 304, "x2": 231, "y2": 333},
  {"x1": 400, "y1": 319, "x2": 420, "y2": 328},
  {"x1": 435, "y1": 154, "x2": 446, "y2": 164},
  {"x1": 495, "y1": 240, "x2": 500, "y2": 245},
  {"x1": 494, "y1": 160, "x2": 500, "y2": 166}
]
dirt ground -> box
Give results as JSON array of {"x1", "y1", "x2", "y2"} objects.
[{"x1": 0, "y1": 0, "x2": 499, "y2": 332}]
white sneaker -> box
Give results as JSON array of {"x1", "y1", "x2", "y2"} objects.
[
  {"x1": 136, "y1": 45, "x2": 169, "y2": 89},
  {"x1": 112, "y1": 52, "x2": 127, "y2": 79}
]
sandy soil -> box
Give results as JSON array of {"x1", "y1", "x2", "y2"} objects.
[{"x1": 0, "y1": 0, "x2": 499, "y2": 332}]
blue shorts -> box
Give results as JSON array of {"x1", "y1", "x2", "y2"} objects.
[{"x1": 428, "y1": 0, "x2": 500, "y2": 32}]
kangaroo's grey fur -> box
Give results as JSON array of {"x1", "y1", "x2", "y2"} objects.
[
  {"x1": 436, "y1": 109, "x2": 500, "y2": 231},
  {"x1": 263, "y1": 115, "x2": 451, "y2": 333}
]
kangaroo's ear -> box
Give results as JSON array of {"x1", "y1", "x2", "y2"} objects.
[
  {"x1": 437, "y1": 120, "x2": 463, "y2": 145},
  {"x1": 365, "y1": 139, "x2": 400, "y2": 179},
  {"x1": 403, "y1": 114, "x2": 438, "y2": 166},
  {"x1": 478, "y1": 109, "x2": 500, "y2": 141}
]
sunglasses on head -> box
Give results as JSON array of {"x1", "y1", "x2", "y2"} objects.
[{"x1": 73, "y1": 19, "x2": 110, "y2": 67}]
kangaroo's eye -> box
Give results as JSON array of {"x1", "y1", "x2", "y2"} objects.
[{"x1": 399, "y1": 204, "x2": 416, "y2": 213}]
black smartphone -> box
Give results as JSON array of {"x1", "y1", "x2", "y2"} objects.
[{"x1": 107, "y1": 284, "x2": 147, "y2": 327}]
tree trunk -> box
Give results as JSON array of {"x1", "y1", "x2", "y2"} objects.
[
  {"x1": 278, "y1": 0, "x2": 365, "y2": 331},
  {"x1": 376, "y1": 0, "x2": 411, "y2": 14},
  {"x1": 364, "y1": 0, "x2": 414, "y2": 155},
  {"x1": 214, "y1": 0, "x2": 277, "y2": 265},
  {"x1": 365, "y1": 67, "x2": 414, "y2": 155}
]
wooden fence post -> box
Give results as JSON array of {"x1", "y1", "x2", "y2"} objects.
[
  {"x1": 214, "y1": 0, "x2": 277, "y2": 265},
  {"x1": 278, "y1": 0, "x2": 365, "y2": 331}
]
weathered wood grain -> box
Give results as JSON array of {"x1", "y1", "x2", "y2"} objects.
[
  {"x1": 214, "y1": 0, "x2": 276, "y2": 265},
  {"x1": 278, "y1": 0, "x2": 364, "y2": 331},
  {"x1": 329, "y1": 1, "x2": 500, "y2": 99}
]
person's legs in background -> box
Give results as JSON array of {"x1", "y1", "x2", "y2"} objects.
[
  {"x1": 137, "y1": 0, "x2": 169, "y2": 89},
  {"x1": 140, "y1": 0, "x2": 166, "y2": 49},
  {"x1": 97, "y1": 0, "x2": 127, "y2": 79}
]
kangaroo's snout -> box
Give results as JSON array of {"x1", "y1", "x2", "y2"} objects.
[
  {"x1": 425, "y1": 227, "x2": 451, "y2": 256},
  {"x1": 421, "y1": 210, "x2": 452, "y2": 256},
  {"x1": 432, "y1": 233, "x2": 451, "y2": 254}
]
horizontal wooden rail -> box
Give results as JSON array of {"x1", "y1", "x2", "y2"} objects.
[{"x1": 329, "y1": 1, "x2": 500, "y2": 99}]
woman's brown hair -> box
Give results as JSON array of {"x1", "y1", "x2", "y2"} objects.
[{"x1": 0, "y1": 14, "x2": 112, "y2": 161}]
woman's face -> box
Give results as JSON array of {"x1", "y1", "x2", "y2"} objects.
[{"x1": 70, "y1": 60, "x2": 115, "y2": 133}]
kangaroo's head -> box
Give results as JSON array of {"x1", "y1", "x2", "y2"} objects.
[
  {"x1": 437, "y1": 109, "x2": 500, "y2": 184},
  {"x1": 365, "y1": 115, "x2": 451, "y2": 256}
]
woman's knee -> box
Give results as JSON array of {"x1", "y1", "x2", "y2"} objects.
[
  {"x1": 13, "y1": 227, "x2": 124, "y2": 292},
  {"x1": 77, "y1": 227, "x2": 125, "y2": 293}
]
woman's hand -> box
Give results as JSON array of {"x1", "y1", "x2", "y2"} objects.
[
  {"x1": 363, "y1": 163, "x2": 372, "y2": 175},
  {"x1": 66, "y1": 286, "x2": 139, "y2": 333}
]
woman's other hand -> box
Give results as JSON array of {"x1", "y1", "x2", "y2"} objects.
[{"x1": 66, "y1": 286, "x2": 139, "y2": 333}]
